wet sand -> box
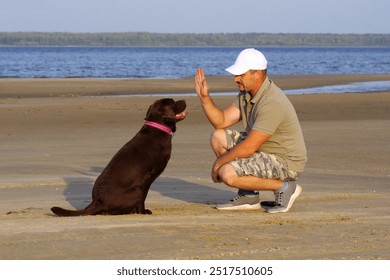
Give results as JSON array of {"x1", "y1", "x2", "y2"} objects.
[{"x1": 0, "y1": 75, "x2": 389, "y2": 260}]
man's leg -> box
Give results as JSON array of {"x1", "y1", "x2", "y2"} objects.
[
  {"x1": 212, "y1": 135, "x2": 302, "y2": 213},
  {"x1": 210, "y1": 129, "x2": 228, "y2": 157},
  {"x1": 218, "y1": 164, "x2": 283, "y2": 191},
  {"x1": 218, "y1": 163, "x2": 302, "y2": 213},
  {"x1": 210, "y1": 129, "x2": 258, "y2": 198}
]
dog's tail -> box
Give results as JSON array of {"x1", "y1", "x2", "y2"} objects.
[{"x1": 51, "y1": 202, "x2": 100, "y2": 217}]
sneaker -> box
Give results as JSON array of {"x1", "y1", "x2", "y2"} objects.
[
  {"x1": 260, "y1": 200, "x2": 277, "y2": 210},
  {"x1": 216, "y1": 193, "x2": 260, "y2": 210},
  {"x1": 266, "y1": 182, "x2": 302, "y2": 213}
]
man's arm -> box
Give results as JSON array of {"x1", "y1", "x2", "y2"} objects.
[{"x1": 195, "y1": 68, "x2": 240, "y2": 128}]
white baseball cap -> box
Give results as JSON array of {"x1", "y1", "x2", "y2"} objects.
[{"x1": 225, "y1": 48, "x2": 268, "y2": 75}]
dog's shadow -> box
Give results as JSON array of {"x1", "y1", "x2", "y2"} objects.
[{"x1": 59, "y1": 166, "x2": 236, "y2": 211}]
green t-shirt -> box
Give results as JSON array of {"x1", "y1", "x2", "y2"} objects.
[{"x1": 233, "y1": 78, "x2": 307, "y2": 172}]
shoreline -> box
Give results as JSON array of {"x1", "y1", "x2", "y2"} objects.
[{"x1": 1, "y1": 74, "x2": 390, "y2": 98}]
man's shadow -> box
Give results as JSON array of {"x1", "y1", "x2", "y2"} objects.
[{"x1": 59, "y1": 166, "x2": 236, "y2": 211}]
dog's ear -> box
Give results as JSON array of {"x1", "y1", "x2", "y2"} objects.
[{"x1": 144, "y1": 104, "x2": 155, "y2": 121}]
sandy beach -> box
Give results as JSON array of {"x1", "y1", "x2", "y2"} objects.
[{"x1": 0, "y1": 74, "x2": 389, "y2": 260}]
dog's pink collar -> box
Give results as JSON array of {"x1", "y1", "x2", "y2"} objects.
[{"x1": 144, "y1": 121, "x2": 173, "y2": 136}]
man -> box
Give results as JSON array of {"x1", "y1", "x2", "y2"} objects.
[{"x1": 194, "y1": 48, "x2": 307, "y2": 213}]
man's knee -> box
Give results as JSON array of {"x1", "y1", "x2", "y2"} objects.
[
  {"x1": 218, "y1": 163, "x2": 238, "y2": 186},
  {"x1": 210, "y1": 129, "x2": 227, "y2": 156}
]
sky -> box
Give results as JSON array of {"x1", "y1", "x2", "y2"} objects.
[{"x1": 0, "y1": 0, "x2": 389, "y2": 34}]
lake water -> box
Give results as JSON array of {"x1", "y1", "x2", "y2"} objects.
[
  {"x1": 1, "y1": 46, "x2": 390, "y2": 78},
  {"x1": 1, "y1": 46, "x2": 390, "y2": 94}
]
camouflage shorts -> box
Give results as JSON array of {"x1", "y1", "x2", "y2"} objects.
[{"x1": 225, "y1": 129, "x2": 299, "y2": 181}]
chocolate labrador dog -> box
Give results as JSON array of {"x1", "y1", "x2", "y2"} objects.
[{"x1": 51, "y1": 98, "x2": 187, "y2": 216}]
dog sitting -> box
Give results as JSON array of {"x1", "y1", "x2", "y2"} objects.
[{"x1": 51, "y1": 98, "x2": 187, "y2": 216}]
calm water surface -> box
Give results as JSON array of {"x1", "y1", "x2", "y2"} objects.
[
  {"x1": 1, "y1": 47, "x2": 389, "y2": 78},
  {"x1": 1, "y1": 47, "x2": 390, "y2": 94}
]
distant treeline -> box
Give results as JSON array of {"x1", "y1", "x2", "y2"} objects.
[{"x1": 1, "y1": 32, "x2": 389, "y2": 47}]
